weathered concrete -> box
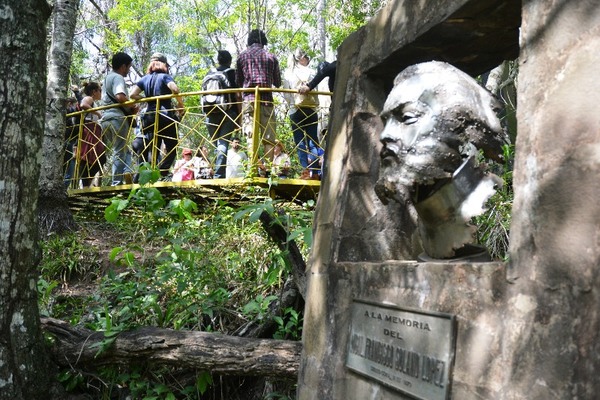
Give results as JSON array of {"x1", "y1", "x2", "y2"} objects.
[
  {"x1": 299, "y1": 0, "x2": 600, "y2": 398},
  {"x1": 310, "y1": 262, "x2": 508, "y2": 399},
  {"x1": 502, "y1": 1, "x2": 600, "y2": 398},
  {"x1": 299, "y1": 0, "x2": 520, "y2": 397}
]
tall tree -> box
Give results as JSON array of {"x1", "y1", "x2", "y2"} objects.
[
  {"x1": 316, "y1": 0, "x2": 327, "y2": 59},
  {"x1": 38, "y1": 0, "x2": 80, "y2": 235},
  {"x1": 0, "y1": 0, "x2": 56, "y2": 399}
]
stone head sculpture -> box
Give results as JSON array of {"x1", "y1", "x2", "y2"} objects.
[{"x1": 375, "y1": 61, "x2": 508, "y2": 260}]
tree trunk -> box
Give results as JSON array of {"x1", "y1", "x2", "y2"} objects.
[
  {"x1": 0, "y1": 1, "x2": 54, "y2": 399},
  {"x1": 38, "y1": 0, "x2": 79, "y2": 236},
  {"x1": 41, "y1": 318, "x2": 302, "y2": 379},
  {"x1": 317, "y1": 0, "x2": 327, "y2": 59}
]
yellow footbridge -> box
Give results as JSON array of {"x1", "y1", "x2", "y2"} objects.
[{"x1": 65, "y1": 87, "x2": 330, "y2": 210}]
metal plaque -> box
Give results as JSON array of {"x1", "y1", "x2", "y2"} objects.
[{"x1": 346, "y1": 300, "x2": 457, "y2": 400}]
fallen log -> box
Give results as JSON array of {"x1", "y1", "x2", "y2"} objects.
[{"x1": 41, "y1": 317, "x2": 302, "y2": 379}]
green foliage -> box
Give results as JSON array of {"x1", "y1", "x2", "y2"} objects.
[
  {"x1": 475, "y1": 144, "x2": 514, "y2": 261},
  {"x1": 39, "y1": 233, "x2": 102, "y2": 284},
  {"x1": 326, "y1": 0, "x2": 387, "y2": 49},
  {"x1": 42, "y1": 168, "x2": 310, "y2": 398},
  {"x1": 273, "y1": 307, "x2": 303, "y2": 340},
  {"x1": 37, "y1": 278, "x2": 59, "y2": 317},
  {"x1": 57, "y1": 369, "x2": 85, "y2": 392},
  {"x1": 243, "y1": 294, "x2": 279, "y2": 321},
  {"x1": 72, "y1": 0, "x2": 385, "y2": 86}
]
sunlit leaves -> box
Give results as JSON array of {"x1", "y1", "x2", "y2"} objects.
[{"x1": 72, "y1": 0, "x2": 385, "y2": 92}]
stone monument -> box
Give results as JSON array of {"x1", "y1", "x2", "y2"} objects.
[
  {"x1": 297, "y1": 0, "x2": 600, "y2": 399},
  {"x1": 375, "y1": 61, "x2": 508, "y2": 260}
]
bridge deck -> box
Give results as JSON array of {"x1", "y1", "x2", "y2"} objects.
[{"x1": 68, "y1": 177, "x2": 320, "y2": 211}]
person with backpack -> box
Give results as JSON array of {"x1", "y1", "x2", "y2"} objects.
[
  {"x1": 130, "y1": 52, "x2": 185, "y2": 180},
  {"x1": 202, "y1": 50, "x2": 239, "y2": 178}
]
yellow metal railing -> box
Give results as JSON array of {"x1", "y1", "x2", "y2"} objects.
[{"x1": 64, "y1": 87, "x2": 331, "y2": 191}]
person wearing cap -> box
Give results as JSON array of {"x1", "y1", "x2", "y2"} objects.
[
  {"x1": 283, "y1": 47, "x2": 320, "y2": 179},
  {"x1": 172, "y1": 148, "x2": 197, "y2": 182},
  {"x1": 101, "y1": 52, "x2": 137, "y2": 185},
  {"x1": 205, "y1": 50, "x2": 239, "y2": 179},
  {"x1": 130, "y1": 52, "x2": 185, "y2": 179},
  {"x1": 235, "y1": 29, "x2": 282, "y2": 165}
]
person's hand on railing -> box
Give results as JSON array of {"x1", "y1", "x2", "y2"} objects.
[
  {"x1": 176, "y1": 103, "x2": 186, "y2": 119},
  {"x1": 298, "y1": 84, "x2": 311, "y2": 94},
  {"x1": 129, "y1": 103, "x2": 140, "y2": 115}
]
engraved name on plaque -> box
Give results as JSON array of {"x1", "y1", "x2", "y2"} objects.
[{"x1": 346, "y1": 300, "x2": 457, "y2": 400}]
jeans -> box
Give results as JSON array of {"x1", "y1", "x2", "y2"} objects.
[
  {"x1": 206, "y1": 108, "x2": 238, "y2": 178},
  {"x1": 290, "y1": 107, "x2": 319, "y2": 172},
  {"x1": 63, "y1": 140, "x2": 76, "y2": 188},
  {"x1": 101, "y1": 117, "x2": 133, "y2": 185}
]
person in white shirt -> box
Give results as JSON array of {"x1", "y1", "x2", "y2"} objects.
[
  {"x1": 283, "y1": 48, "x2": 320, "y2": 179},
  {"x1": 193, "y1": 145, "x2": 214, "y2": 179},
  {"x1": 271, "y1": 140, "x2": 291, "y2": 178},
  {"x1": 225, "y1": 137, "x2": 248, "y2": 178}
]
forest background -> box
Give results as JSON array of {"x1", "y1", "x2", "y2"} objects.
[{"x1": 70, "y1": 0, "x2": 387, "y2": 90}]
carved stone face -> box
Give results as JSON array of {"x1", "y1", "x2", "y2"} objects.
[
  {"x1": 375, "y1": 62, "x2": 508, "y2": 259},
  {"x1": 376, "y1": 61, "x2": 506, "y2": 205}
]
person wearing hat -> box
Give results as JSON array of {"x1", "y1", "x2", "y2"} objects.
[
  {"x1": 130, "y1": 52, "x2": 185, "y2": 179},
  {"x1": 172, "y1": 148, "x2": 197, "y2": 182},
  {"x1": 283, "y1": 47, "x2": 320, "y2": 179}
]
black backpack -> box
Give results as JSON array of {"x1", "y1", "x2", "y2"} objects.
[{"x1": 201, "y1": 68, "x2": 232, "y2": 112}]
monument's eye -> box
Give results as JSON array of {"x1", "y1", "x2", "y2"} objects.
[{"x1": 399, "y1": 111, "x2": 419, "y2": 125}]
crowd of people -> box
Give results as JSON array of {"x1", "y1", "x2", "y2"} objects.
[{"x1": 64, "y1": 29, "x2": 335, "y2": 188}]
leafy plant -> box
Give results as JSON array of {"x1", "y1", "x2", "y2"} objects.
[
  {"x1": 43, "y1": 165, "x2": 309, "y2": 399},
  {"x1": 37, "y1": 278, "x2": 58, "y2": 317},
  {"x1": 242, "y1": 294, "x2": 279, "y2": 322},
  {"x1": 40, "y1": 232, "x2": 101, "y2": 283},
  {"x1": 475, "y1": 144, "x2": 514, "y2": 261},
  {"x1": 273, "y1": 307, "x2": 303, "y2": 340}
]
